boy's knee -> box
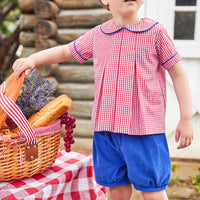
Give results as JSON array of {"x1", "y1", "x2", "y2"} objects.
[
  {"x1": 142, "y1": 190, "x2": 168, "y2": 200},
  {"x1": 109, "y1": 184, "x2": 132, "y2": 200}
]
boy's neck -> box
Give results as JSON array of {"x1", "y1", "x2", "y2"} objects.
[{"x1": 112, "y1": 14, "x2": 140, "y2": 27}]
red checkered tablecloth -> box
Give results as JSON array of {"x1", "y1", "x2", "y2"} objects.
[{"x1": 0, "y1": 150, "x2": 107, "y2": 200}]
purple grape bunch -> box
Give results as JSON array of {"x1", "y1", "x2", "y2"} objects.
[{"x1": 61, "y1": 112, "x2": 76, "y2": 152}]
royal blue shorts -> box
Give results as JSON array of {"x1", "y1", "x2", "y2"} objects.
[{"x1": 93, "y1": 131, "x2": 171, "y2": 192}]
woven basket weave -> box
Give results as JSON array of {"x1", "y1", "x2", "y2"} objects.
[
  {"x1": 0, "y1": 132, "x2": 61, "y2": 181},
  {"x1": 0, "y1": 130, "x2": 61, "y2": 182}
]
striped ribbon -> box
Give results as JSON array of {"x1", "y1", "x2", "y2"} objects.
[
  {"x1": 0, "y1": 82, "x2": 37, "y2": 145},
  {"x1": 0, "y1": 135, "x2": 25, "y2": 165}
]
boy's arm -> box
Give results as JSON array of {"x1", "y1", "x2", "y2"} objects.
[
  {"x1": 13, "y1": 44, "x2": 73, "y2": 79},
  {"x1": 168, "y1": 61, "x2": 193, "y2": 149}
]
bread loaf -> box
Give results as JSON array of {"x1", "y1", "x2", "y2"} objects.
[
  {"x1": 12, "y1": 94, "x2": 72, "y2": 132},
  {"x1": 0, "y1": 123, "x2": 19, "y2": 139},
  {"x1": 1, "y1": 130, "x2": 19, "y2": 139}
]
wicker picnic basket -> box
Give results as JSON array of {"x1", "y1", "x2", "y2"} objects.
[
  {"x1": 0, "y1": 121, "x2": 61, "y2": 182},
  {"x1": 0, "y1": 73, "x2": 71, "y2": 182}
]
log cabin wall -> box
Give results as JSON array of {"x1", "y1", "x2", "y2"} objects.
[{"x1": 18, "y1": 0, "x2": 112, "y2": 138}]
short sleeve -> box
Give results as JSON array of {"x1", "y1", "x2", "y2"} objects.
[
  {"x1": 69, "y1": 27, "x2": 97, "y2": 63},
  {"x1": 156, "y1": 28, "x2": 181, "y2": 70}
]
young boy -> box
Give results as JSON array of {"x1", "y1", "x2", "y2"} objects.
[{"x1": 13, "y1": 0, "x2": 193, "y2": 199}]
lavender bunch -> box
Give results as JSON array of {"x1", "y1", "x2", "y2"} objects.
[{"x1": 16, "y1": 69, "x2": 56, "y2": 119}]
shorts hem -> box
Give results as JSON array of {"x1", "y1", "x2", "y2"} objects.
[
  {"x1": 134, "y1": 184, "x2": 168, "y2": 192},
  {"x1": 96, "y1": 179, "x2": 131, "y2": 187}
]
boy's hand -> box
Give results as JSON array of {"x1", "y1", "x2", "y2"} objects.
[
  {"x1": 12, "y1": 58, "x2": 35, "y2": 80},
  {"x1": 175, "y1": 119, "x2": 193, "y2": 149}
]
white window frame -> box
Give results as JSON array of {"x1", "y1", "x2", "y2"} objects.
[
  {"x1": 144, "y1": 0, "x2": 200, "y2": 59},
  {"x1": 173, "y1": 0, "x2": 200, "y2": 58}
]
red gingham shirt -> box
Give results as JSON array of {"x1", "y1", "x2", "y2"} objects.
[{"x1": 69, "y1": 18, "x2": 181, "y2": 135}]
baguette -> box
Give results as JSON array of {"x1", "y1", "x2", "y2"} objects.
[
  {"x1": 12, "y1": 95, "x2": 72, "y2": 132},
  {"x1": 0, "y1": 123, "x2": 19, "y2": 139}
]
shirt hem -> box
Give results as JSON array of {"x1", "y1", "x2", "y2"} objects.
[{"x1": 91, "y1": 127, "x2": 166, "y2": 136}]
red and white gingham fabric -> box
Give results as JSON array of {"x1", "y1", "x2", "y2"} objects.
[
  {"x1": 0, "y1": 150, "x2": 107, "y2": 200},
  {"x1": 69, "y1": 17, "x2": 181, "y2": 136}
]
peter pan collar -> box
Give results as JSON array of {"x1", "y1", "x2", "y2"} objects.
[{"x1": 100, "y1": 18, "x2": 159, "y2": 34}]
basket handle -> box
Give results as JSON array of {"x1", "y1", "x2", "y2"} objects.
[{"x1": 0, "y1": 82, "x2": 38, "y2": 161}]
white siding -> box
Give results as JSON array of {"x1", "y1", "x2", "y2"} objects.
[
  {"x1": 144, "y1": 0, "x2": 200, "y2": 158},
  {"x1": 166, "y1": 59, "x2": 200, "y2": 134}
]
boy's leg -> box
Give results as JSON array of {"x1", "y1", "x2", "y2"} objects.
[
  {"x1": 142, "y1": 190, "x2": 168, "y2": 200},
  {"x1": 93, "y1": 132, "x2": 132, "y2": 199},
  {"x1": 109, "y1": 184, "x2": 132, "y2": 200}
]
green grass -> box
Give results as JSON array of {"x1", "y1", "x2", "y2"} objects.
[{"x1": 192, "y1": 167, "x2": 200, "y2": 192}]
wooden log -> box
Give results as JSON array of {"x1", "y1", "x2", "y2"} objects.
[
  {"x1": 34, "y1": 1, "x2": 59, "y2": 19},
  {"x1": 69, "y1": 138, "x2": 93, "y2": 154},
  {"x1": 55, "y1": 33, "x2": 83, "y2": 44},
  {"x1": 61, "y1": 58, "x2": 93, "y2": 65},
  {"x1": 55, "y1": 65, "x2": 94, "y2": 83},
  {"x1": 54, "y1": 13, "x2": 112, "y2": 28},
  {"x1": 69, "y1": 100, "x2": 93, "y2": 119},
  {"x1": 35, "y1": 20, "x2": 57, "y2": 37},
  {"x1": 35, "y1": 38, "x2": 58, "y2": 51},
  {"x1": 19, "y1": 14, "x2": 37, "y2": 30},
  {"x1": 56, "y1": 83, "x2": 94, "y2": 100},
  {"x1": 19, "y1": 32, "x2": 36, "y2": 47},
  {"x1": 18, "y1": 0, "x2": 36, "y2": 12},
  {"x1": 53, "y1": 0, "x2": 101, "y2": 9},
  {"x1": 20, "y1": 47, "x2": 36, "y2": 58},
  {"x1": 60, "y1": 137, "x2": 93, "y2": 153},
  {"x1": 72, "y1": 119, "x2": 93, "y2": 138},
  {"x1": 36, "y1": 64, "x2": 59, "y2": 77}
]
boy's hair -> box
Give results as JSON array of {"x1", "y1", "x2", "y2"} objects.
[{"x1": 99, "y1": 0, "x2": 110, "y2": 10}]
